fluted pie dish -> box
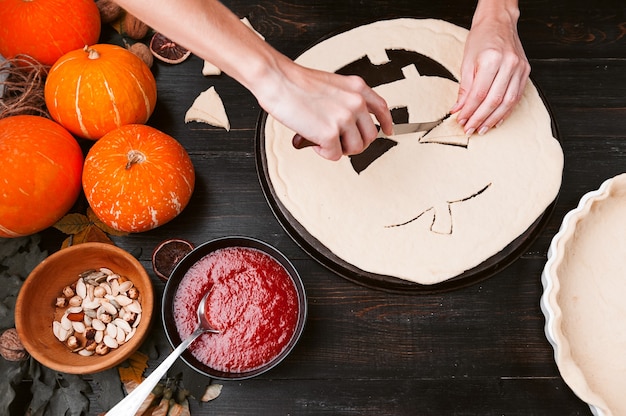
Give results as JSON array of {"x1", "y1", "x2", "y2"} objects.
[{"x1": 541, "y1": 173, "x2": 626, "y2": 416}]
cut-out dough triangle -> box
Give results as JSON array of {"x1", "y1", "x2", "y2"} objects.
[
  {"x1": 184, "y1": 86, "x2": 230, "y2": 130},
  {"x1": 420, "y1": 117, "x2": 470, "y2": 147}
]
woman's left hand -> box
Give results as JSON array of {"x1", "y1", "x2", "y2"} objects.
[{"x1": 451, "y1": 1, "x2": 530, "y2": 136}]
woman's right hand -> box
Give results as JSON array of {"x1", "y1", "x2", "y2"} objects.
[{"x1": 255, "y1": 59, "x2": 393, "y2": 161}]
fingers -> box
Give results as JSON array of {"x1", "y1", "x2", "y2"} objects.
[
  {"x1": 313, "y1": 75, "x2": 390, "y2": 160},
  {"x1": 361, "y1": 80, "x2": 393, "y2": 137},
  {"x1": 313, "y1": 111, "x2": 380, "y2": 161},
  {"x1": 454, "y1": 50, "x2": 530, "y2": 136}
]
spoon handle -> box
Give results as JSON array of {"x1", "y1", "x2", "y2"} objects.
[{"x1": 105, "y1": 328, "x2": 204, "y2": 416}]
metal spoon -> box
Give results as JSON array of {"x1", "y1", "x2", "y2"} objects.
[{"x1": 105, "y1": 289, "x2": 219, "y2": 416}]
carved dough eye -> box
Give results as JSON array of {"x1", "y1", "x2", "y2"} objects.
[
  {"x1": 338, "y1": 50, "x2": 460, "y2": 174},
  {"x1": 336, "y1": 49, "x2": 457, "y2": 87}
]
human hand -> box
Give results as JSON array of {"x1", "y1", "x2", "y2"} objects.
[
  {"x1": 451, "y1": 4, "x2": 530, "y2": 136},
  {"x1": 257, "y1": 60, "x2": 393, "y2": 161}
]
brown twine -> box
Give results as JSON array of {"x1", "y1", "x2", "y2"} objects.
[{"x1": 0, "y1": 55, "x2": 51, "y2": 120}]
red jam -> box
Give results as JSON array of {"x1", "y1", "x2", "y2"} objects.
[{"x1": 173, "y1": 246, "x2": 299, "y2": 373}]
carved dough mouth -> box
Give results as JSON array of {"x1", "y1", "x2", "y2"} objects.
[{"x1": 386, "y1": 183, "x2": 492, "y2": 234}]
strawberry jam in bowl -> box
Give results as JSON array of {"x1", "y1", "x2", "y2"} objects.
[{"x1": 162, "y1": 236, "x2": 307, "y2": 379}]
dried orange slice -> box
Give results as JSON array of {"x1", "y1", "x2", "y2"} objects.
[
  {"x1": 151, "y1": 238, "x2": 195, "y2": 281},
  {"x1": 149, "y1": 32, "x2": 191, "y2": 64}
]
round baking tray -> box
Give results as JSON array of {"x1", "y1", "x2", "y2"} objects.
[{"x1": 255, "y1": 23, "x2": 560, "y2": 294}]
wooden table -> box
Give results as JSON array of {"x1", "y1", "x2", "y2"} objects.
[{"x1": 33, "y1": 0, "x2": 626, "y2": 414}]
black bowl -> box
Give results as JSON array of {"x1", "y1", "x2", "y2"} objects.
[{"x1": 162, "y1": 236, "x2": 307, "y2": 380}]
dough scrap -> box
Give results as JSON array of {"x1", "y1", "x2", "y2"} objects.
[{"x1": 185, "y1": 86, "x2": 230, "y2": 130}]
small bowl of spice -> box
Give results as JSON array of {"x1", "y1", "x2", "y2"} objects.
[
  {"x1": 15, "y1": 242, "x2": 154, "y2": 374},
  {"x1": 161, "y1": 236, "x2": 307, "y2": 380}
]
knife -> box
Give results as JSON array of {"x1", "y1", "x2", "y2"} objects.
[{"x1": 291, "y1": 118, "x2": 445, "y2": 150}]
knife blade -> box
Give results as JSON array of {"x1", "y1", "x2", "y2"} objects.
[{"x1": 291, "y1": 118, "x2": 445, "y2": 150}]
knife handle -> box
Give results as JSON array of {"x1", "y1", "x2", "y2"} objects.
[{"x1": 292, "y1": 134, "x2": 316, "y2": 149}]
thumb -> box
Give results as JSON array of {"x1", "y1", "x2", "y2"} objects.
[{"x1": 451, "y1": 63, "x2": 475, "y2": 114}]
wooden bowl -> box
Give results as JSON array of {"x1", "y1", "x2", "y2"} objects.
[{"x1": 15, "y1": 242, "x2": 154, "y2": 374}]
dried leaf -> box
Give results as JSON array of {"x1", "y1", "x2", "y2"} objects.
[
  {"x1": 53, "y1": 213, "x2": 91, "y2": 235},
  {"x1": 87, "y1": 207, "x2": 128, "y2": 237},
  {"x1": 0, "y1": 359, "x2": 27, "y2": 416},
  {"x1": 90, "y1": 368, "x2": 125, "y2": 411},
  {"x1": 0, "y1": 234, "x2": 46, "y2": 277},
  {"x1": 126, "y1": 380, "x2": 160, "y2": 415},
  {"x1": 61, "y1": 224, "x2": 114, "y2": 248},
  {"x1": 179, "y1": 398, "x2": 191, "y2": 416},
  {"x1": 0, "y1": 237, "x2": 46, "y2": 414},
  {"x1": 46, "y1": 373, "x2": 91, "y2": 416},
  {"x1": 151, "y1": 392, "x2": 171, "y2": 416},
  {"x1": 118, "y1": 350, "x2": 150, "y2": 385},
  {"x1": 200, "y1": 383, "x2": 222, "y2": 402}
]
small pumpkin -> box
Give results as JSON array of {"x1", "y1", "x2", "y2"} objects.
[
  {"x1": 45, "y1": 44, "x2": 157, "y2": 140},
  {"x1": 82, "y1": 124, "x2": 195, "y2": 233},
  {"x1": 0, "y1": 115, "x2": 83, "y2": 238},
  {"x1": 0, "y1": 0, "x2": 100, "y2": 66}
]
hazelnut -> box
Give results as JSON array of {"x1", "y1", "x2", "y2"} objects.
[
  {"x1": 68, "y1": 295, "x2": 83, "y2": 307},
  {"x1": 62, "y1": 285, "x2": 75, "y2": 298},
  {"x1": 0, "y1": 328, "x2": 28, "y2": 361},
  {"x1": 93, "y1": 286, "x2": 107, "y2": 298},
  {"x1": 66, "y1": 335, "x2": 81, "y2": 351},
  {"x1": 123, "y1": 13, "x2": 150, "y2": 40}
]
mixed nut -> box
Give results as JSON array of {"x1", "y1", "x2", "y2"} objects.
[{"x1": 52, "y1": 268, "x2": 142, "y2": 356}]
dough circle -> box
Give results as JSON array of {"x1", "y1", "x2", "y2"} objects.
[{"x1": 263, "y1": 18, "x2": 563, "y2": 284}]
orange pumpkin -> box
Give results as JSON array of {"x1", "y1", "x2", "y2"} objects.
[
  {"x1": 82, "y1": 124, "x2": 195, "y2": 233},
  {"x1": 44, "y1": 44, "x2": 157, "y2": 140},
  {"x1": 0, "y1": 115, "x2": 83, "y2": 238},
  {"x1": 0, "y1": 0, "x2": 100, "y2": 66}
]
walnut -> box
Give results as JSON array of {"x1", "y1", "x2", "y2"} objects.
[
  {"x1": 95, "y1": 343, "x2": 110, "y2": 355},
  {"x1": 127, "y1": 286, "x2": 140, "y2": 300},
  {"x1": 85, "y1": 328, "x2": 97, "y2": 340},
  {"x1": 56, "y1": 297, "x2": 67, "y2": 308},
  {"x1": 0, "y1": 328, "x2": 28, "y2": 361},
  {"x1": 123, "y1": 13, "x2": 150, "y2": 40},
  {"x1": 85, "y1": 339, "x2": 97, "y2": 352},
  {"x1": 96, "y1": 0, "x2": 122, "y2": 24}
]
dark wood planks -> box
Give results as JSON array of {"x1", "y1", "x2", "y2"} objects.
[{"x1": 41, "y1": 0, "x2": 626, "y2": 414}]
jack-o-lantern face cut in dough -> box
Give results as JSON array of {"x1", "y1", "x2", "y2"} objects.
[{"x1": 263, "y1": 19, "x2": 563, "y2": 285}]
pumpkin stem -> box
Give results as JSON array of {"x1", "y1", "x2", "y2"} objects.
[
  {"x1": 126, "y1": 150, "x2": 146, "y2": 170},
  {"x1": 83, "y1": 45, "x2": 100, "y2": 60}
]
